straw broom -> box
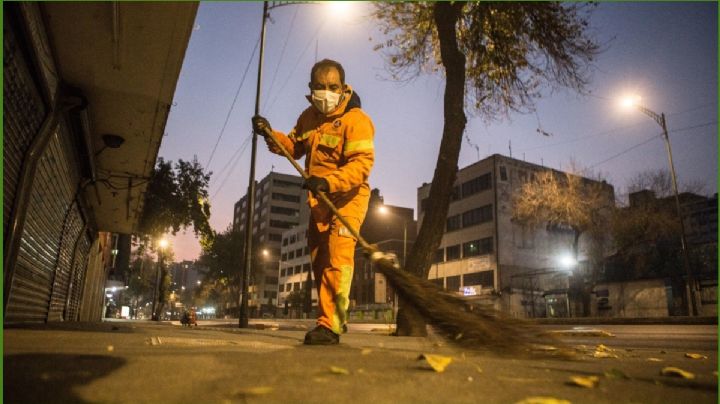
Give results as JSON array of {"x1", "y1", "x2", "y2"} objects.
[{"x1": 262, "y1": 127, "x2": 557, "y2": 352}]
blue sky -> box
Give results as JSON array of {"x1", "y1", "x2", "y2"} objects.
[{"x1": 160, "y1": 2, "x2": 718, "y2": 261}]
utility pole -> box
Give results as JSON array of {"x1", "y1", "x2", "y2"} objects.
[{"x1": 240, "y1": 1, "x2": 269, "y2": 328}]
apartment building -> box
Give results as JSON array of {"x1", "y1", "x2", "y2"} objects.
[
  {"x1": 233, "y1": 172, "x2": 304, "y2": 316},
  {"x1": 418, "y1": 154, "x2": 614, "y2": 318}
]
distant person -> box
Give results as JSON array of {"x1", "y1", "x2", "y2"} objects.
[{"x1": 253, "y1": 59, "x2": 375, "y2": 345}]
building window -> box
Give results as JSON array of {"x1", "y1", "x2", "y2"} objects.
[
  {"x1": 282, "y1": 237, "x2": 289, "y2": 246},
  {"x1": 478, "y1": 237, "x2": 493, "y2": 255},
  {"x1": 499, "y1": 166, "x2": 508, "y2": 181},
  {"x1": 295, "y1": 265, "x2": 302, "y2": 274},
  {"x1": 290, "y1": 234, "x2": 297, "y2": 244},
  {"x1": 272, "y1": 192, "x2": 300, "y2": 203},
  {"x1": 446, "y1": 245, "x2": 461, "y2": 261},
  {"x1": 303, "y1": 263, "x2": 311, "y2": 273},
  {"x1": 280, "y1": 268, "x2": 286, "y2": 277},
  {"x1": 281, "y1": 253, "x2": 287, "y2": 261},
  {"x1": 269, "y1": 233, "x2": 282, "y2": 242},
  {"x1": 446, "y1": 275, "x2": 461, "y2": 291},
  {"x1": 271, "y1": 206, "x2": 299, "y2": 216},
  {"x1": 462, "y1": 204, "x2": 493, "y2": 227},
  {"x1": 265, "y1": 276, "x2": 278, "y2": 285},
  {"x1": 446, "y1": 215, "x2": 461, "y2": 232},
  {"x1": 274, "y1": 179, "x2": 302, "y2": 188},
  {"x1": 294, "y1": 282, "x2": 301, "y2": 291},
  {"x1": 461, "y1": 173, "x2": 491, "y2": 197},
  {"x1": 433, "y1": 249, "x2": 444, "y2": 263},
  {"x1": 431, "y1": 278, "x2": 444, "y2": 288},
  {"x1": 288, "y1": 251, "x2": 295, "y2": 260},
  {"x1": 295, "y1": 248, "x2": 303, "y2": 257},
  {"x1": 304, "y1": 246, "x2": 310, "y2": 255},
  {"x1": 270, "y1": 219, "x2": 297, "y2": 229},
  {"x1": 450, "y1": 186, "x2": 461, "y2": 201},
  {"x1": 420, "y1": 197, "x2": 429, "y2": 213},
  {"x1": 463, "y1": 271, "x2": 493, "y2": 287},
  {"x1": 463, "y1": 240, "x2": 480, "y2": 257}
]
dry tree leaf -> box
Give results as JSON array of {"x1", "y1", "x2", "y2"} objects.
[
  {"x1": 514, "y1": 396, "x2": 571, "y2": 404},
  {"x1": 660, "y1": 367, "x2": 695, "y2": 379},
  {"x1": 684, "y1": 353, "x2": 707, "y2": 360},
  {"x1": 568, "y1": 375, "x2": 600, "y2": 388},
  {"x1": 329, "y1": 366, "x2": 350, "y2": 375},
  {"x1": 418, "y1": 354, "x2": 453, "y2": 373},
  {"x1": 592, "y1": 351, "x2": 618, "y2": 359},
  {"x1": 595, "y1": 344, "x2": 612, "y2": 352},
  {"x1": 647, "y1": 358, "x2": 663, "y2": 362},
  {"x1": 361, "y1": 348, "x2": 373, "y2": 355},
  {"x1": 233, "y1": 386, "x2": 273, "y2": 397},
  {"x1": 604, "y1": 368, "x2": 630, "y2": 380}
]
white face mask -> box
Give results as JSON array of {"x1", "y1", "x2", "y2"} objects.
[{"x1": 311, "y1": 90, "x2": 342, "y2": 114}]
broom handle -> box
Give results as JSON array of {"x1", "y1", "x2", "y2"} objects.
[{"x1": 262, "y1": 127, "x2": 377, "y2": 254}]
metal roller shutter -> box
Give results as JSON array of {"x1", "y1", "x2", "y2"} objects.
[
  {"x1": 65, "y1": 231, "x2": 92, "y2": 321},
  {"x1": 6, "y1": 129, "x2": 77, "y2": 322},
  {"x1": 47, "y1": 202, "x2": 84, "y2": 321},
  {"x1": 3, "y1": 13, "x2": 47, "y2": 239}
]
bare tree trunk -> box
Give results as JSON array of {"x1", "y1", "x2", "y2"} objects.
[{"x1": 396, "y1": 2, "x2": 468, "y2": 336}]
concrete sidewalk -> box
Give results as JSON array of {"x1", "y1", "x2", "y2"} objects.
[{"x1": 4, "y1": 320, "x2": 717, "y2": 403}]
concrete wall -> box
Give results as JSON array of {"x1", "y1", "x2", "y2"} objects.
[{"x1": 593, "y1": 279, "x2": 669, "y2": 318}]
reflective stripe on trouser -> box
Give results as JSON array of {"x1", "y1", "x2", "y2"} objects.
[{"x1": 309, "y1": 216, "x2": 359, "y2": 335}]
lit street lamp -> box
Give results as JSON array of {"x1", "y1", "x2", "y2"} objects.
[
  {"x1": 240, "y1": 1, "x2": 357, "y2": 328},
  {"x1": 152, "y1": 237, "x2": 169, "y2": 321},
  {"x1": 619, "y1": 96, "x2": 698, "y2": 316}
]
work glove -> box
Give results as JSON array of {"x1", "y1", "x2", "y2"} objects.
[
  {"x1": 303, "y1": 176, "x2": 329, "y2": 194},
  {"x1": 252, "y1": 115, "x2": 271, "y2": 136}
]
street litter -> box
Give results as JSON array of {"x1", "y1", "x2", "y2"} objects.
[
  {"x1": 684, "y1": 353, "x2": 707, "y2": 360},
  {"x1": 418, "y1": 354, "x2": 453, "y2": 372},
  {"x1": 660, "y1": 367, "x2": 695, "y2": 379},
  {"x1": 567, "y1": 375, "x2": 599, "y2": 388}
]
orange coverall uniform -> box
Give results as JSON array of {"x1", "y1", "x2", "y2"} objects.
[{"x1": 265, "y1": 86, "x2": 374, "y2": 334}]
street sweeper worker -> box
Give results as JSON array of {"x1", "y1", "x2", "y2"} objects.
[{"x1": 252, "y1": 59, "x2": 375, "y2": 345}]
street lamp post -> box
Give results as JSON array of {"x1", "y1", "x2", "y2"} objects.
[
  {"x1": 622, "y1": 99, "x2": 698, "y2": 316},
  {"x1": 152, "y1": 238, "x2": 169, "y2": 321}
]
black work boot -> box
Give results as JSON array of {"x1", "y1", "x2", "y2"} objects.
[{"x1": 304, "y1": 325, "x2": 340, "y2": 345}]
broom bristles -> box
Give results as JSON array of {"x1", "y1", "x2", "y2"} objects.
[{"x1": 371, "y1": 254, "x2": 559, "y2": 353}]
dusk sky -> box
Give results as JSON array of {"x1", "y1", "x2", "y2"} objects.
[{"x1": 160, "y1": 2, "x2": 718, "y2": 262}]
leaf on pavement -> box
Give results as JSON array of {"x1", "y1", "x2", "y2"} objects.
[
  {"x1": 595, "y1": 344, "x2": 612, "y2": 352},
  {"x1": 567, "y1": 375, "x2": 600, "y2": 388},
  {"x1": 233, "y1": 386, "x2": 273, "y2": 397},
  {"x1": 684, "y1": 353, "x2": 707, "y2": 360},
  {"x1": 418, "y1": 354, "x2": 453, "y2": 373},
  {"x1": 329, "y1": 366, "x2": 350, "y2": 375},
  {"x1": 660, "y1": 367, "x2": 695, "y2": 379},
  {"x1": 647, "y1": 358, "x2": 663, "y2": 362},
  {"x1": 361, "y1": 348, "x2": 372, "y2": 355},
  {"x1": 604, "y1": 368, "x2": 630, "y2": 380},
  {"x1": 592, "y1": 351, "x2": 618, "y2": 359},
  {"x1": 514, "y1": 396, "x2": 571, "y2": 404}
]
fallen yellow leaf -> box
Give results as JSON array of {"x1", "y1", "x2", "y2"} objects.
[
  {"x1": 329, "y1": 366, "x2": 350, "y2": 375},
  {"x1": 604, "y1": 368, "x2": 630, "y2": 380},
  {"x1": 660, "y1": 367, "x2": 695, "y2": 379},
  {"x1": 418, "y1": 354, "x2": 453, "y2": 373},
  {"x1": 361, "y1": 348, "x2": 372, "y2": 355},
  {"x1": 592, "y1": 351, "x2": 618, "y2": 359},
  {"x1": 684, "y1": 353, "x2": 707, "y2": 360},
  {"x1": 647, "y1": 358, "x2": 663, "y2": 362},
  {"x1": 514, "y1": 396, "x2": 571, "y2": 404},
  {"x1": 568, "y1": 375, "x2": 600, "y2": 388},
  {"x1": 595, "y1": 344, "x2": 612, "y2": 352},
  {"x1": 234, "y1": 386, "x2": 273, "y2": 396}
]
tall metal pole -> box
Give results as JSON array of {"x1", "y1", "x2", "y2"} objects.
[
  {"x1": 240, "y1": 1, "x2": 269, "y2": 328},
  {"x1": 152, "y1": 250, "x2": 163, "y2": 321},
  {"x1": 658, "y1": 112, "x2": 699, "y2": 316}
]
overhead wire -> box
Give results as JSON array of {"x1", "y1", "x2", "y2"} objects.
[
  {"x1": 204, "y1": 37, "x2": 261, "y2": 171},
  {"x1": 264, "y1": 17, "x2": 328, "y2": 113},
  {"x1": 262, "y1": 6, "x2": 300, "y2": 112},
  {"x1": 587, "y1": 120, "x2": 717, "y2": 169}
]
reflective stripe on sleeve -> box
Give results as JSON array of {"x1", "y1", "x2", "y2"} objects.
[{"x1": 344, "y1": 139, "x2": 374, "y2": 153}]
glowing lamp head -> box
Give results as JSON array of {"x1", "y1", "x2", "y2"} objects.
[
  {"x1": 158, "y1": 238, "x2": 169, "y2": 249},
  {"x1": 619, "y1": 94, "x2": 641, "y2": 110},
  {"x1": 558, "y1": 254, "x2": 578, "y2": 269},
  {"x1": 378, "y1": 205, "x2": 389, "y2": 215}
]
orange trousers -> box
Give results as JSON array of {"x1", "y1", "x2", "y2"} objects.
[{"x1": 308, "y1": 213, "x2": 361, "y2": 335}]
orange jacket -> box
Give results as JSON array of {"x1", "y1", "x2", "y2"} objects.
[{"x1": 265, "y1": 86, "x2": 374, "y2": 221}]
